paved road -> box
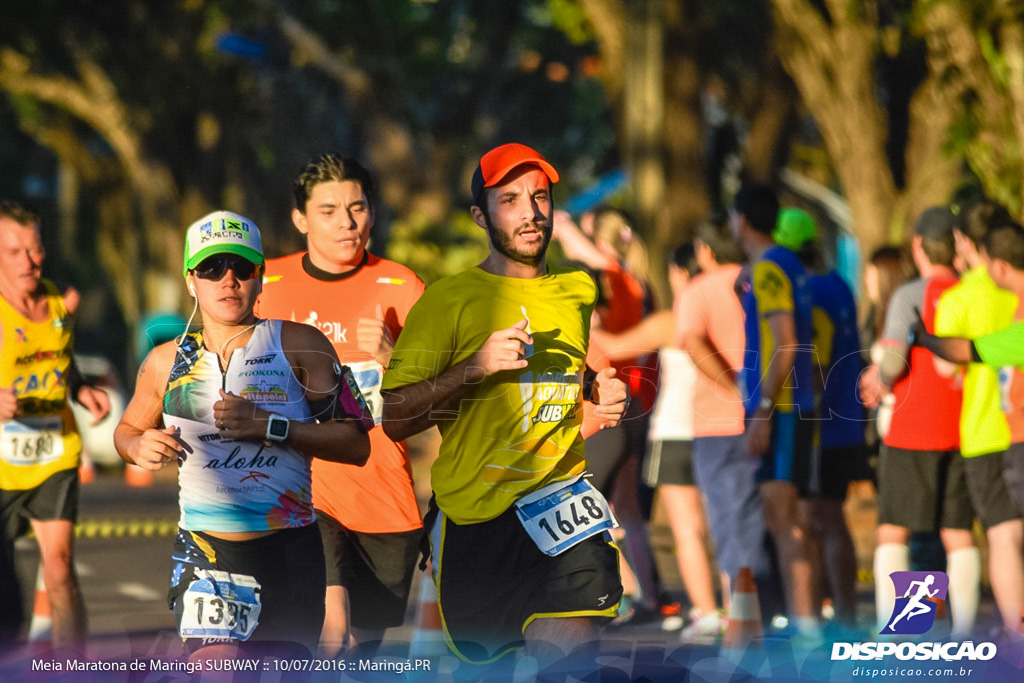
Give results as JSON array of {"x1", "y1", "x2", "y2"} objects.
[
  {"x1": 3, "y1": 466, "x2": 700, "y2": 668},
  {"x1": 1, "y1": 465, "x2": 1005, "y2": 682},
  {"x1": 11, "y1": 467, "x2": 179, "y2": 647}
]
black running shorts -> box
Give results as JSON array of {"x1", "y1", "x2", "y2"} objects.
[
  {"x1": 316, "y1": 510, "x2": 421, "y2": 630},
  {"x1": 169, "y1": 524, "x2": 325, "y2": 656},
  {"x1": 0, "y1": 467, "x2": 78, "y2": 541},
  {"x1": 428, "y1": 502, "x2": 622, "y2": 664},
  {"x1": 962, "y1": 449, "x2": 1020, "y2": 530},
  {"x1": 876, "y1": 446, "x2": 974, "y2": 532},
  {"x1": 642, "y1": 439, "x2": 696, "y2": 487}
]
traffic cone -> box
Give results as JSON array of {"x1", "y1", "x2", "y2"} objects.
[
  {"x1": 124, "y1": 462, "x2": 153, "y2": 487},
  {"x1": 78, "y1": 451, "x2": 95, "y2": 485},
  {"x1": 927, "y1": 597, "x2": 950, "y2": 640},
  {"x1": 28, "y1": 565, "x2": 52, "y2": 648},
  {"x1": 721, "y1": 567, "x2": 763, "y2": 652},
  {"x1": 408, "y1": 572, "x2": 447, "y2": 659}
]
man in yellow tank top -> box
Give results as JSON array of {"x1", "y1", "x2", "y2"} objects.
[{"x1": 0, "y1": 201, "x2": 110, "y2": 651}]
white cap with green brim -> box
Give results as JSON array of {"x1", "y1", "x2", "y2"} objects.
[{"x1": 182, "y1": 210, "x2": 264, "y2": 278}]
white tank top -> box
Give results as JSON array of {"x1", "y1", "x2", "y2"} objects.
[
  {"x1": 648, "y1": 347, "x2": 696, "y2": 441},
  {"x1": 162, "y1": 319, "x2": 315, "y2": 532}
]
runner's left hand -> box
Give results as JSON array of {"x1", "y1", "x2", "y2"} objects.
[
  {"x1": 747, "y1": 413, "x2": 771, "y2": 458},
  {"x1": 591, "y1": 367, "x2": 629, "y2": 429},
  {"x1": 214, "y1": 390, "x2": 268, "y2": 441},
  {"x1": 76, "y1": 385, "x2": 111, "y2": 425},
  {"x1": 357, "y1": 304, "x2": 395, "y2": 367}
]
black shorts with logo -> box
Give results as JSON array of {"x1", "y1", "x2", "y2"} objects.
[{"x1": 428, "y1": 502, "x2": 622, "y2": 664}]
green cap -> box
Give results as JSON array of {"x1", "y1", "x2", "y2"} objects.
[
  {"x1": 773, "y1": 207, "x2": 818, "y2": 251},
  {"x1": 182, "y1": 210, "x2": 264, "y2": 278}
]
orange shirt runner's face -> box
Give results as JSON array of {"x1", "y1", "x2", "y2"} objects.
[{"x1": 294, "y1": 180, "x2": 373, "y2": 273}]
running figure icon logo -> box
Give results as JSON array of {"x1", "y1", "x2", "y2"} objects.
[{"x1": 881, "y1": 571, "x2": 949, "y2": 635}]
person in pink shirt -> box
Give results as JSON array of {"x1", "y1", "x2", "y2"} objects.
[{"x1": 676, "y1": 221, "x2": 779, "y2": 626}]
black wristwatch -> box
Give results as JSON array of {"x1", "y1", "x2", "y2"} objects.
[{"x1": 265, "y1": 414, "x2": 290, "y2": 443}]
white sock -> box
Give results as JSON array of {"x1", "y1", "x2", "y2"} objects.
[
  {"x1": 874, "y1": 543, "x2": 909, "y2": 632},
  {"x1": 947, "y1": 547, "x2": 981, "y2": 638}
]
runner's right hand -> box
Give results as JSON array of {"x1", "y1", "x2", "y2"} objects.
[
  {"x1": 132, "y1": 426, "x2": 183, "y2": 470},
  {"x1": 859, "y1": 364, "x2": 882, "y2": 410},
  {"x1": 470, "y1": 319, "x2": 531, "y2": 378}
]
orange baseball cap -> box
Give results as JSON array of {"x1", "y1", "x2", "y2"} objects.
[{"x1": 471, "y1": 143, "x2": 559, "y2": 205}]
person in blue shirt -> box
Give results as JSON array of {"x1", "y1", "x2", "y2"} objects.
[
  {"x1": 730, "y1": 185, "x2": 820, "y2": 639},
  {"x1": 774, "y1": 207, "x2": 866, "y2": 628}
]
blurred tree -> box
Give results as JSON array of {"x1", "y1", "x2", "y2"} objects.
[
  {"x1": 772, "y1": 0, "x2": 1024, "y2": 257},
  {"x1": 569, "y1": 0, "x2": 1024, "y2": 269},
  {"x1": 258, "y1": 0, "x2": 620, "y2": 282},
  {"x1": 566, "y1": 0, "x2": 798, "y2": 303},
  {"x1": 772, "y1": 0, "x2": 963, "y2": 258},
  {"x1": 920, "y1": 0, "x2": 1024, "y2": 216},
  {"x1": 0, "y1": 0, "x2": 618, "y2": 370}
]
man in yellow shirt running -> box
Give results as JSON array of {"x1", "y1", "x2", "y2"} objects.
[{"x1": 381, "y1": 143, "x2": 629, "y2": 669}]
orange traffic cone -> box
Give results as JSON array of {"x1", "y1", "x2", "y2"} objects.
[
  {"x1": 78, "y1": 452, "x2": 95, "y2": 485},
  {"x1": 408, "y1": 571, "x2": 447, "y2": 659},
  {"x1": 721, "y1": 567, "x2": 763, "y2": 652},
  {"x1": 28, "y1": 565, "x2": 52, "y2": 648},
  {"x1": 927, "y1": 597, "x2": 951, "y2": 640},
  {"x1": 124, "y1": 462, "x2": 153, "y2": 487}
]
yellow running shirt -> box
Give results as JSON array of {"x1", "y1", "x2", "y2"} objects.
[
  {"x1": 935, "y1": 266, "x2": 1018, "y2": 457},
  {"x1": 0, "y1": 280, "x2": 81, "y2": 490},
  {"x1": 382, "y1": 265, "x2": 597, "y2": 524}
]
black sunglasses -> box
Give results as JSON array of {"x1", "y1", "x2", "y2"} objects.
[{"x1": 192, "y1": 254, "x2": 260, "y2": 281}]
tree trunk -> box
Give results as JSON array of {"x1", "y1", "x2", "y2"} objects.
[
  {"x1": 623, "y1": 0, "x2": 671, "y2": 306},
  {"x1": 742, "y1": 50, "x2": 798, "y2": 184},
  {"x1": 772, "y1": 0, "x2": 899, "y2": 259}
]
